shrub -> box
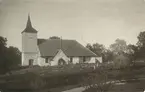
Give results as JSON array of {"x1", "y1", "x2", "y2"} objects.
[
  {"x1": 82, "y1": 68, "x2": 113, "y2": 92},
  {"x1": 29, "y1": 76, "x2": 47, "y2": 90},
  {"x1": 113, "y1": 54, "x2": 131, "y2": 69}
]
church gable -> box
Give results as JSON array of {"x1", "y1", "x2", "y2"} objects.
[{"x1": 50, "y1": 49, "x2": 69, "y2": 66}]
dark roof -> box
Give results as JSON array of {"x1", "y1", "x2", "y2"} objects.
[
  {"x1": 22, "y1": 15, "x2": 38, "y2": 33},
  {"x1": 38, "y1": 39, "x2": 97, "y2": 57},
  {"x1": 37, "y1": 38, "x2": 47, "y2": 45}
]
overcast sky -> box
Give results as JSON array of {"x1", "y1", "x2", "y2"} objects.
[{"x1": 0, "y1": 0, "x2": 145, "y2": 50}]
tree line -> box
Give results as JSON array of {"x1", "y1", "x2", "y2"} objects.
[{"x1": 86, "y1": 31, "x2": 145, "y2": 68}]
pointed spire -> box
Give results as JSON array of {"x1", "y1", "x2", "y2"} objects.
[
  {"x1": 26, "y1": 14, "x2": 32, "y2": 28},
  {"x1": 22, "y1": 14, "x2": 38, "y2": 33}
]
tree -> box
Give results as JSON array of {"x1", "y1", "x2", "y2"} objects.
[
  {"x1": 0, "y1": 36, "x2": 7, "y2": 47},
  {"x1": 136, "y1": 31, "x2": 145, "y2": 60},
  {"x1": 137, "y1": 31, "x2": 145, "y2": 47},
  {"x1": 113, "y1": 54, "x2": 130, "y2": 69},
  {"x1": 49, "y1": 36, "x2": 60, "y2": 39},
  {"x1": 103, "y1": 50, "x2": 113, "y2": 62},
  {"x1": 127, "y1": 44, "x2": 137, "y2": 61},
  {"x1": 110, "y1": 39, "x2": 128, "y2": 55},
  {"x1": 86, "y1": 43, "x2": 106, "y2": 57},
  {"x1": 86, "y1": 44, "x2": 93, "y2": 51},
  {"x1": 0, "y1": 36, "x2": 8, "y2": 73},
  {"x1": 7, "y1": 46, "x2": 21, "y2": 68},
  {"x1": 0, "y1": 36, "x2": 21, "y2": 74},
  {"x1": 109, "y1": 39, "x2": 133, "y2": 68},
  {"x1": 86, "y1": 43, "x2": 114, "y2": 62}
]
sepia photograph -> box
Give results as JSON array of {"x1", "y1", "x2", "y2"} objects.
[{"x1": 0, "y1": 0, "x2": 145, "y2": 92}]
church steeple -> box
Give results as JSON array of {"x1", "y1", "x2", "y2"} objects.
[
  {"x1": 21, "y1": 14, "x2": 38, "y2": 66},
  {"x1": 22, "y1": 14, "x2": 38, "y2": 33},
  {"x1": 26, "y1": 14, "x2": 32, "y2": 28}
]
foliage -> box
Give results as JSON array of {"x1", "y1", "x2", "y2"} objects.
[
  {"x1": 49, "y1": 36, "x2": 60, "y2": 39},
  {"x1": 86, "y1": 43, "x2": 109, "y2": 62},
  {"x1": 0, "y1": 64, "x2": 96, "y2": 90},
  {"x1": 86, "y1": 43, "x2": 106, "y2": 57},
  {"x1": 109, "y1": 39, "x2": 135, "y2": 68},
  {"x1": 103, "y1": 50, "x2": 114, "y2": 62},
  {"x1": 7, "y1": 46, "x2": 21, "y2": 68},
  {"x1": 0, "y1": 36, "x2": 21, "y2": 74},
  {"x1": 82, "y1": 68, "x2": 113, "y2": 92},
  {"x1": 137, "y1": 31, "x2": 145, "y2": 47},
  {"x1": 110, "y1": 39, "x2": 128, "y2": 55},
  {"x1": 30, "y1": 76, "x2": 47, "y2": 90},
  {"x1": 113, "y1": 54, "x2": 131, "y2": 69},
  {"x1": 134, "y1": 31, "x2": 145, "y2": 60},
  {"x1": 127, "y1": 44, "x2": 137, "y2": 61},
  {"x1": 2, "y1": 64, "x2": 145, "y2": 91},
  {"x1": 0, "y1": 37, "x2": 8, "y2": 73}
]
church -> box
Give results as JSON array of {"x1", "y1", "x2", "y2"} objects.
[{"x1": 21, "y1": 15, "x2": 102, "y2": 66}]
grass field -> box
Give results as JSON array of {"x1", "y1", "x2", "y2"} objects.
[
  {"x1": 0, "y1": 63, "x2": 145, "y2": 92},
  {"x1": 0, "y1": 64, "x2": 96, "y2": 91}
]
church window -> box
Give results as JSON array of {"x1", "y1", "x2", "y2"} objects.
[
  {"x1": 45, "y1": 57, "x2": 48, "y2": 63},
  {"x1": 29, "y1": 59, "x2": 34, "y2": 66},
  {"x1": 83, "y1": 57, "x2": 86, "y2": 62},
  {"x1": 70, "y1": 57, "x2": 73, "y2": 63}
]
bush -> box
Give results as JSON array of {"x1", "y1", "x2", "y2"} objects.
[
  {"x1": 82, "y1": 68, "x2": 113, "y2": 92},
  {"x1": 30, "y1": 76, "x2": 47, "y2": 90},
  {"x1": 113, "y1": 54, "x2": 131, "y2": 69}
]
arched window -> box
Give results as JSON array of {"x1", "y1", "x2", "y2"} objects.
[
  {"x1": 70, "y1": 57, "x2": 73, "y2": 63},
  {"x1": 58, "y1": 58, "x2": 66, "y2": 65},
  {"x1": 45, "y1": 57, "x2": 48, "y2": 63},
  {"x1": 29, "y1": 59, "x2": 34, "y2": 66}
]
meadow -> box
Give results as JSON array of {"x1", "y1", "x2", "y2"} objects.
[{"x1": 0, "y1": 63, "x2": 145, "y2": 92}]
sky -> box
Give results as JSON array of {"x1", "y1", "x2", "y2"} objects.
[{"x1": 0, "y1": 0, "x2": 145, "y2": 51}]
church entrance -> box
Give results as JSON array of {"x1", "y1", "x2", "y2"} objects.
[
  {"x1": 29, "y1": 59, "x2": 34, "y2": 66},
  {"x1": 58, "y1": 58, "x2": 66, "y2": 65}
]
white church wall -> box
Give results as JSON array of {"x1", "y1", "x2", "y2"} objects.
[
  {"x1": 72, "y1": 57, "x2": 97, "y2": 64},
  {"x1": 85, "y1": 57, "x2": 102, "y2": 63},
  {"x1": 72, "y1": 57, "x2": 79, "y2": 64},
  {"x1": 51, "y1": 60, "x2": 58, "y2": 66},
  {"x1": 38, "y1": 57, "x2": 51, "y2": 66},
  {"x1": 86, "y1": 57, "x2": 96, "y2": 63},
  {"x1": 37, "y1": 49, "x2": 51, "y2": 66},
  {"x1": 22, "y1": 32, "x2": 39, "y2": 66},
  {"x1": 96, "y1": 57, "x2": 102, "y2": 63},
  {"x1": 22, "y1": 33, "x2": 38, "y2": 53},
  {"x1": 52, "y1": 49, "x2": 69, "y2": 66},
  {"x1": 22, "y1": 53, "x2": 38, "y2": 66}
]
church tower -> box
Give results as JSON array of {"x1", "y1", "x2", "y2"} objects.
[{"x1": 21, "y1": 15, "x2": 39, "y2": 66}]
